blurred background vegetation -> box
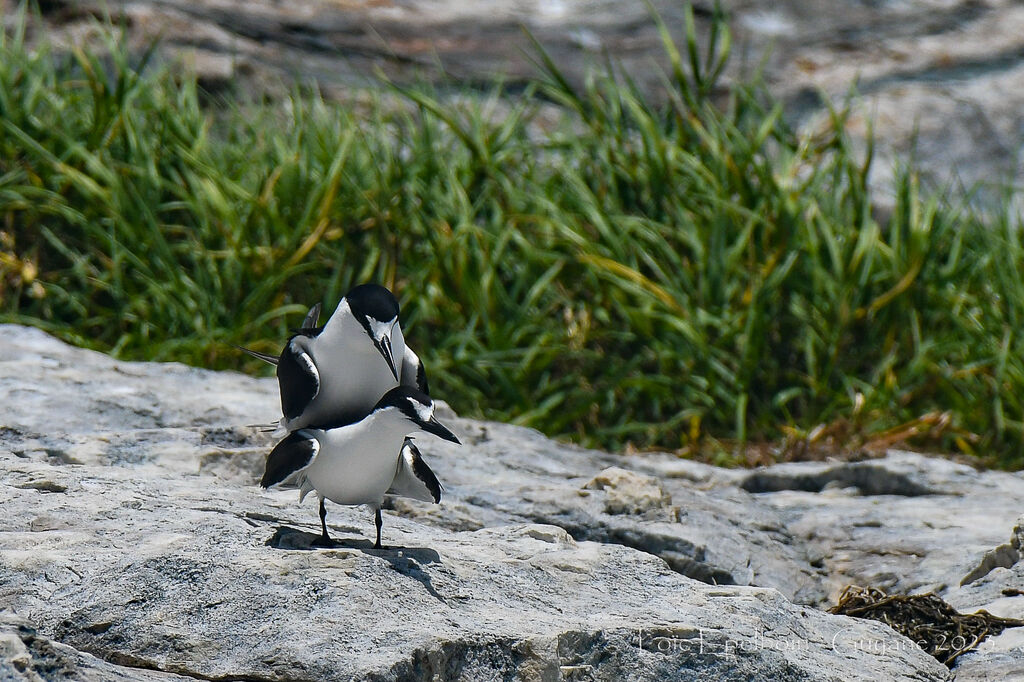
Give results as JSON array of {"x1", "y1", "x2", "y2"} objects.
[{"x1": 3, "y1": 5, "x2": 1024, "y2": 467}]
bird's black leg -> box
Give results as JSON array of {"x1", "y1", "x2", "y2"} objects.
[
  {"x1": 374, "y1": 508, "x2": 383, "y2": 550},
  {"x1": 316, "y1": 496, "x2": 332, "y2": 547}
]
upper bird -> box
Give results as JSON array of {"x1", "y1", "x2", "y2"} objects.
[
  {"x1": 241, "y1": 284, "x2": 428, "y2": 435},
  {"x1": 261, "y1": 385, "x2": 459, "y2": 548}
]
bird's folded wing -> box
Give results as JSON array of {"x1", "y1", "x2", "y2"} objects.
[
  {"x1": 235, "y1": 345, "x2": 279, "y2": 366},
  {"x1": 277, "y1": 338, "x2": 320, "y2": 420},
  {"x1": 401, "y1": 345, "x2": 429, "y2": 395},
  {"x1": 301, "y1": 302, "x2": 322, "y2": 330},
  {"x1": 387, "y1": 438, "x2": 442, "y2": 503},
  {"x1": 261, "y1": 431, "x2": 319, "y2": 488}
]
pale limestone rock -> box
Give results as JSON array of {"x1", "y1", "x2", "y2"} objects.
[
  {"x1": 583, "y1": 466, "x2": 672, "y2": 515},
  {"x1": 0, "y1": 325, "x2": 958, "y2": 680}
]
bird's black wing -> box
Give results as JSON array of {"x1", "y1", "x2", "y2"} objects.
[
  {"x1": 401, "y1": 345, "x2": 429, "y2": 396},
  {"x1": 234, "y1": 303, "x2": 321, "y2": 366},
  {"x1": 277, "y1": 336, "x2": 320, "y2": 420},
  {"x1": 261, "y1": 431, "x2": 319, "y2": 488},
  {"x1": 300, "y1": 302, "x2": 322, "y2": 331},
  {"x1": 234, "y1": 345, "x2": 280, "y2": 366},
  {"x1": 386, "y1": 438, "x2": 442, "y2": 503}
]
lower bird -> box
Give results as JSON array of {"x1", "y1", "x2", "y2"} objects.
[{"x1": 260, "y1": 386, "x2": 459, "y2": 549}]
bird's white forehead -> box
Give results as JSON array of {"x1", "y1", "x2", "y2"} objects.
[
  {"x1": 368, "y1": 317, "x2": 397, "y2": 341},
  {"x1": 413, "y1": 401, "x2": 434, "y2": 422}
]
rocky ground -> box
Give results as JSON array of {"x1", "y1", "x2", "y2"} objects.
[
  {"x1": 2, "y1": 324, "x2": 1023, "y2": 680},
  {"x1": 5, "y1": 0, "x2": 1024, "y2": 203}
]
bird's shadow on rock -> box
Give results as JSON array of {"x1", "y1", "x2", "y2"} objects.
[
  {"x1": 265, "y1": 525, "x2": 369, "y2": 551},
  {"x1": 265, "y1": 526, "x2": 445, "y2": 602},
  {"x1": 265, "y1": 526, "x2": 439, "y2": 560}
]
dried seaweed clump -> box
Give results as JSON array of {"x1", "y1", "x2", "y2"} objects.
[{"x1": 831, "y1": 585, "x2": 1024, "y2": 666}]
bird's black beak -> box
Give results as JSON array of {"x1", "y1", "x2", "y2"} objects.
[
  {"x1": 419, "y1": 416, "x2": 460, "y2": 444},
  {"x1": 376, "y1": 334, "x2": 400, "y2": 381}
]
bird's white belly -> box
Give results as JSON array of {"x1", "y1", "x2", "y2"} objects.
[{"x1": 303, "y1": 430, "x2": 401, "y2": 505}]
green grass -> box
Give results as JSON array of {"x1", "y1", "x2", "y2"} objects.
[{"x1": 3, "y1": 5, "x2": 1024, "y2": 467}]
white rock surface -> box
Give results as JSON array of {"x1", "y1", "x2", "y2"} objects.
[
  {"x1": 0, "y1": 613, "x2": 189, "y2": 681},
  {"x1": 0, "y1": 324, "x2": 969, "y2": 680}
]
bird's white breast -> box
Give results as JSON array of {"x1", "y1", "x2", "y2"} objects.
[
  {"x1": 301, "y1": 319, "x2": 407, "y2": 426},
  {"x1": 302, "y1": 416, "x2": 408, "y2": 505}
]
